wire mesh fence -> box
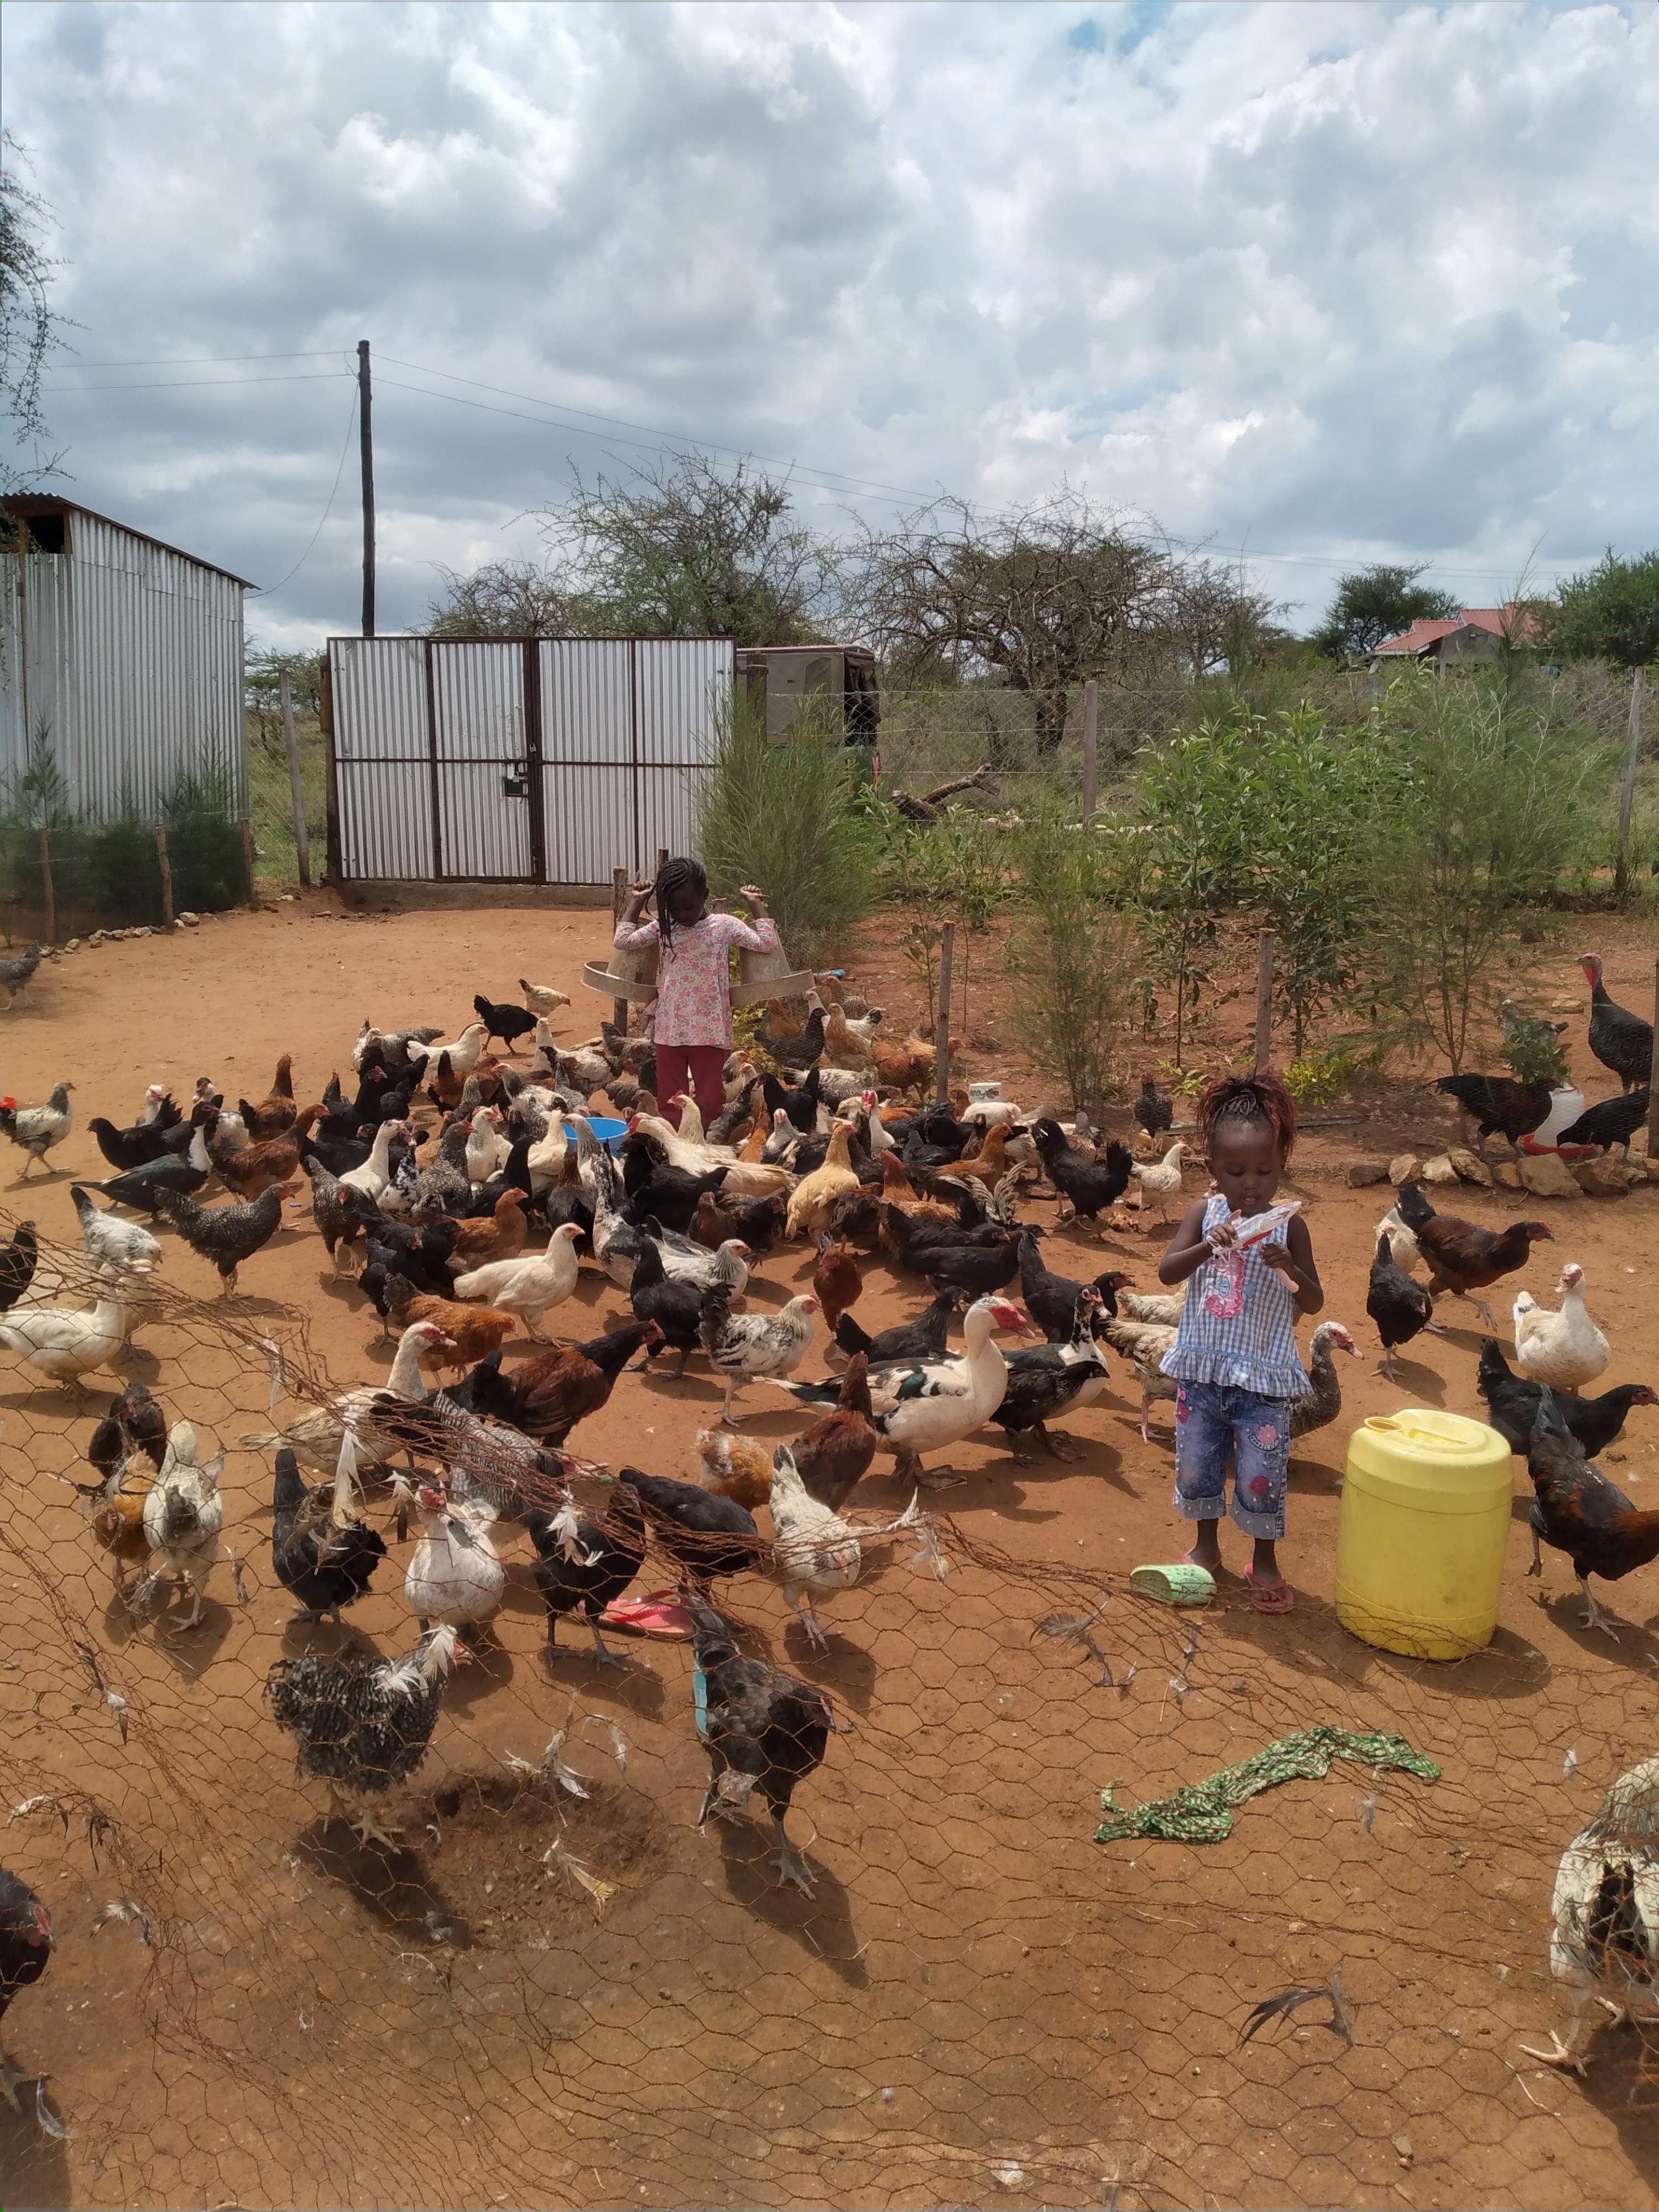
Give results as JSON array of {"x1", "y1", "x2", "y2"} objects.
[{"x1": 0, "y1": 1208, "x2": 1654, "y2": 2208}]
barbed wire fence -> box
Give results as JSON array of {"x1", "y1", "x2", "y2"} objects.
[{"x1": 0, "y1": 1208, "x2": 1654, "y2": 2209}]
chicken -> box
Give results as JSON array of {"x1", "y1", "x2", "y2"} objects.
[
  {"x1": 0, "y1": 1081, "x2": 74, "y2": 1178},
  {"x1": 155, "y1": 1180, "x2": 291, "y2": 1296},
  {"x1": 1128, "y1": 1141, "x2": 1186, "y2": 1227},
  {"x1": 834, "y1": 1287, "x2": 964, "y2": 1368},
  {"x1": 1580, "y1": 952, "x2": 1653, "y2": 1091},
  {"x1": 0, "y1": 1867, "x2": 53, "y2": 2114},
  {"x1": 617, "y1": 1467, "x2": 763, "y2": 1584},
  {"x1": 698, "y1": 1285, "x2": 818, "y2": 1424},
  {"x1": 693, "y1": 1427, "x2": 775, "y2": 1513},
  {"x1": 239, "y1": 1055, "x2": 298, "y2": 1140},
  {"x1": 690, "y1": 1599, "x2": 833, "y2": 1893},
  {"x1": 451, "y1": 1220, "x2": 583, "y2": 1339},
  {"x1": 1031, "y1": 1118, "x2": 1134, "y2": 1233},
  {"x1": 1366, "y1": 1231, "x2": 1436, "y2": 1379},
  {"x1": 784, "y1": 1118, "x2": 859, "y2": 1240},
  {"x1": 812, "y1": 1234, "x2": 862, "y2": 1331},
  {"x1": 1477, "y1": 1338, "x2": 1656, "y2": 1457},
  {"x1": 353, "y1": 1019, "x2": 444, "y2": 1072},
  {"x1": 954, "y1": 1123, "x2": 1024, "y2": 1191},
  {"x1": 825, "y1": 1004, "x2": 878, "y2": 1065},
  {"x1": 403, "y1": 1485, "x2": 504, "y2": 1630},
  {"x1": 1375, "y1": 1206, "x2": 1422, "y2": 1278},
  {"x1": 1395, "y1": 1181, "x2": 1553, "y2": 1332},
  {"x1": 1514, "y1": 1263, "x2": 1610, "y2": 1394},
  {"x1": 69, "y1": 1187, "x2": 158, "y2": 1277},
  {"x1": 411, "y1": 1019, "x2": 489, "y2": 1078},
  {"x1": 0, "y1": 1292, "x2": 135, "y2": 1390},
  {"x1": 85, "y1": 1378, "x2": 169, "y2": 1494},
  {"x1": 88, "y1": 1101, "x2": 187, "y2": 1171},
  {"x1": 1134, "y1": 1074, "x2": 1174, "y2": 1143},
  {"x1": 264, "y1": 1621, "x2": 462, "y2": 1847},
  {"x1": 1100, "y1": 1314, "x2": 1180, "y2": 1443},
  {"x1": 1520, "y1": 1754, "x2": 1659, "y2": 2073},
  {"x1": 1115, "y1": 1285, "x2": 1182, "y2": 1325},
  {"x1": 453, "y1": 1321, "x2": 658, "y2": 1447},
  {"x1": 1288, "y1": 1322, "x2": 1361, "y2": 1438},
  {"x1": 1526, "y1": 1384, "x2": 1659, "y2": 1635},
  {"x1": 869, "y1": 1032, "x2": 936, "y2": 1098},
  {"x1": 629, "y1": 1112, "x2": 791, "y2": 1200},
  {"x1": 207, "y1": 1108, "x2": 312, "y2": 1199},
  {"x1": 921, "y1": 1237, "x2": 1022, "y2": 1298},
  {"x1": 521, "y1": 1485, "x2": 646, "y2": 1662},
  {"x1": 993, "y1": 1291, "x2": 1110, "y2": 1460},
  {"x1": 792, "y1": 1354, "x2": 880, "y2": 1509},
  {"x1": 519, "y1": 979, "x2": 570, "y2": 1019},
  {"x1": 628, "y1": 1236, "x2": 703, "y2": 1378},
  {"x1": 271, "y1": 1447, "x2": 385, "y2": 1640},
  {"x1": 137, "y1": 1418, "x2": 231, "y2": 1635},
  {"x1": 1554, "y1": 1090, "x2": 1651, "y2": 1159},
  {"x1": 1434, "y1": 1073, "x2": 1553, "y2": 1152},
  {"x1": 445, "y1": 1190, "x2": 530, "y2": 1274},
  {"x1": 0, "y1": 942, "x2": 45, "y2": 1010},
  {"x1": 473, "y1": 991, "x2": 535, "y2": 1054},
  {"x1": 761, "y1": 1008, "x2": 827, "y2": 1073},
  {"x1": 766, "y1": 1443, "x2": 861, "y2": 1647},
  {"x1": 382, "y1": 1278, "x2": 518, "y2": 1370}
]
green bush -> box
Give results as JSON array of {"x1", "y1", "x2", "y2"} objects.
[{"x1": 1005, "y1": 812, "x2": 1140, "y2": 1109}]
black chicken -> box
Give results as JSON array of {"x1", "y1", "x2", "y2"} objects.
[
  {"x1": 0, "y1": 1866, "x2": 53, "y2": 2105},
  {"x1": 271, "y1": 1447, "x2": 386, "y2": 1638},
  {"x1": 155, "y1": 1181, "x2": 289, "y2": 1295},
  {"x1": 1527, "y1": 1386, "x2": 1659, "y2": 1636},
  {"x1": 265, "y1": 1622, "x2": 463, "y2": 1846},
  {"x1": 760, "y1": 1067, "x2": 822, "y2": 1135},
  {"x1": 614, "y1": 1467, "x2": 761, "y2": 1585},
  {"x1": 1032, "y1": 1118, "x2": 1134, "y2": 1229},
  {"x1": 1581, "y1": 954, "x2": 1653, "y2": 1091},
  {"x1": 85, "y1": 1379, "x2": 168, "y2": 1494},
  {"x1": 0, "y1": 1221, "x2": 37, "y2": 1314},
  {"x1": 1134, "y1": 1076, "x2": 1173, "y2": 1141},
  {"x1": 1479, "y1": 1338, "x2": 1657, "y2": 1458},
  {"x1": 88, "y1": 1111, "x2": 182, "y2": 1172},
  {"x1": 472, "y1": 992, "x2": 536, "y2": 1054},
  {"x1": 1366, "y1": 1231, "x2": 1437, "y2": 1380},
  {"x1": 759, "y1": 1008, "x2": 826, "y2": 1073},
  {"x1": 628, "y1": 1238, "x2": 702, "y2": 1377},
  {"x1": 922, "y1": 1239, "x2": 1021, "y2": 1297},
  {"x1": 1554, "y1": 1090, "x2": 1651, "y2": 1158},
  {"x1": 521, "y1": 1484, "x2": 647, "y2": 1661},
  {"x1": 87, "y1": 1139, "x2": 210, "y2": 1215},
  {"x1": 690, "y1": 1599, "x2": 833, "y2": 1894},
  {"x1": 834, "y1": 1287, "x2": 965, "y2": 1366},
  {"x1": 1434, "y1": 1073, "x2": 1553, "y2": 1151},
  {"x1": 1016, "y1": 1228, "x2": 1126, "y2": 1342}
]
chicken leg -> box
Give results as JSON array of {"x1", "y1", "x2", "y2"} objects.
[
  {"x1": 1577, "y1": 1575, "x2": 1621, "y2": 1638},
  {"x1": 585, "y1": 1614, "x2": 627, "y2": 1671},
  {"x1": 770, "y1": 1812, "x2": 815, "y2": 1895},
  {"x1": 326, "y1": 1783, "x2": 401, "y2": 1850}
]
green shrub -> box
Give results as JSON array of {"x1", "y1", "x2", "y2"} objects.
[{"x1": 1005, "y1": 813, "x2": 1140, "y2": 1109}]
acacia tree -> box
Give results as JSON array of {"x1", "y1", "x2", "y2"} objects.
[
  {"x1": 426, "y1": 559, "x2": 592, "y2": 638},
  {"x1": 1313, "y1": 564, "x2": 1459, "y2": 660},
  {"x1": 1, "y1": 132, "x2": 71, "y2": 498},
  {"x1": 1538, "y1": 548, "x2": 1659, "y2": 904},
  {"x1": 852, "y1": 492, "x2": 1174, "y2": 751}
]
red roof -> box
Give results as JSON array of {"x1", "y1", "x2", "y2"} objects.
[{"x1": 1373, "y1": 602, "x2": 1534, "y2": 656}]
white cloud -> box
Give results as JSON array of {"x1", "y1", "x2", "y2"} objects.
[{"x1": 3, "y1": 0, "x2": 1653, "y2": 644}]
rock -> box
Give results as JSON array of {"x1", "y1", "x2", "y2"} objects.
[
  {"x1": 1485, "y1": 1136, "x2": 1517, "y2": 1162},
  {"x1": 1625, "y1": 1161, "x2": 1650, "y2": 1186},
  {"x1": 64, "y1": 938, "x2": 79, "y2": 953},
  {"x1": 179, "y1": 911, "x2": 199, "y2": 927},
  {"x1": 1518, "y1": 1153, "x2": 1582, "y2": 1200},
  {"x1": 1389, "y1": 1152, "x2": 1422, "y2": 1186},
  {"x1": 1494, "y1": 1162, "x2": 1524, "y2": 1190},
  {"x1": 1422, "y1": 1154, "x2": 1459, "y2": 1185},
  {"x1": 1447, "y1": 1147, "x2": 1494, "y2": 1188},
  {"x1": 1346, "y1": 1157, "x2": 1390, "y2": 1187},
  {"x1": 1573, "y1": 1157, "x2": 1630, "y2": 1199}
]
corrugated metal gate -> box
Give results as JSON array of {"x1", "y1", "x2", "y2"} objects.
[{"x1": 325, "y1": 634, "x2": 732, "y2": 885}]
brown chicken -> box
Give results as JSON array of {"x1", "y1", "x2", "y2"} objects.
[
  {"x1": 877, "y1": 1151, "x2": 958, "y2": 1224},
  {"x1": 210, "y1": 1105, "x2": 320, "y2": 1198},
  {"x1": 739, "y1": 1117, "x2": 770, "y2": 1162},
  {"x1": 458, "y1": 1320, "x2": 660, "y2": 1446},
  {"x1": 1399, "y1": 1181, "x2": 1553, "y2": 1332},
  {"x1": 383, "y1": 1279, "x2": 518, "y2": 1371},
  {"x1": 958, "y1": 1123, "x2": 1021, "y2": 1188},
  {"x1": 812, "y1": 1235, "x2": 863, "y2": 1330},
  {"x1": 688, "y1": 1190, "x2": 731, "y2": 1253},
  {"x1": 426, "y1": 1051, "x2": 503, "y2": 1111},
  {"x1": 794, "y1": 1355, "x2": 878, "y2": 1511},
  {"x1": 242, "y1": 1054, "x2": 298, "y2": 1139},
  {"x1": 825, "y1": 1006, "x2": 873, "y2": 1065},
  {"x1": 693, "y1": 1426, "x2": 774, "y2": 1511},
  {"x1": 1527, "y1": 1383, "x2": 1659, "y2": 1634},
  {"x1": 870, "y1": 1035, "x2": 936, "y2": 1098},
  {"x1": 445, "y1": 1190, "x2": 530, "y2": 1273},
  {"x1": 761, "y1": 997, "x2": 805, "y2": 1040}
]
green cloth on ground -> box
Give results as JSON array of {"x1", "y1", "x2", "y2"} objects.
[{"x1": 1094, "y1": 1724, "x2": 1441, "y2": 1844}]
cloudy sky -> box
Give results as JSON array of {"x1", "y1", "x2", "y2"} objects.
[{"x1": 4, "y1": 0, "x2": 1655, "y2": 648}]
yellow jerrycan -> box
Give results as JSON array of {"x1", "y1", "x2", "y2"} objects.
[{"x1": 1334, "y1": 1408, "x2": 1515, "y2": 1660}]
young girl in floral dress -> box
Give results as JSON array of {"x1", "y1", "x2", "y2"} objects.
[
  {"x1": 613, "y1": 856, "x2": 776, "y2": 1133},
  {"x1": 1156, "y1": 1070, "x2": 1324, "y2": 1613}
]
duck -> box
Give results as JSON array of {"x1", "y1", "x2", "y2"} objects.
[
  {"x1": 402, "y1": 1484, "x2": 504, "y2": 1630},
  {"x1": 860, "y1": 1293, "x2": 1032, "y2": 1488},
  {"x1": 1514, "y1": 1263, "x2": 1611, "y2": 1393},
  {"x1": 1287, "y1": 1321, "x2": 1362, "y2": 1439},
  {"x1": 992, "y1": 1288, "x2": 1110, "y2": 1460}
]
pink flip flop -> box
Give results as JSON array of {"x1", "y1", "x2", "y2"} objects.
[
  {"x1": 1244, "y1": 1569, "x2": 1295, "y2": 1614},
  {"x1": 599, "y1": 1589, "x2": 693, "y2": 1639}
]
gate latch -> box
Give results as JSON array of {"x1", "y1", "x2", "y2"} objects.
[{"x1": 502, "y1": 768, "x2": 529, "y2": 799}]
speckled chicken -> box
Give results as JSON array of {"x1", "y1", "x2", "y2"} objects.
[
  {"x1": 156, "y1": 1179, "x2": 290, "y2": 1295},
  {"x1": 265, "y1": 1621, "x2": 462, "y2": 1848},
  {"x1": 0, "y1": 1080, "x2": 74, "y2": 1178}
]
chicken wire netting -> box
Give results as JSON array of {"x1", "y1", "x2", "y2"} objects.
[{"x1": 0, "y1": 1207, "x2": 1654, "y2": 2211}]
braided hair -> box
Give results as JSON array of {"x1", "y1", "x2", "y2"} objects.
[
  {"x1": 1195, "y1": 1068, "x2": 1297, "y2": 1163},
  {"x1": 653, "y1": 855, "x2": 708, "y2": 952}
]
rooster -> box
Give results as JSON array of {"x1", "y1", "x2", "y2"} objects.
[
  {"x1": 451, "y1": 1321, "x2": 660, "y2": 1447},
  {"x1": 1031, "y1": 1118, "x2": 1134, "y2": 1234},
  {"x1": 1526, "y1": 1385, "x2": 1659, "y2": 1636},
  {"x1": 264, "y1": 1622, "x2": 462, "y2": 1848},
  {"x1": 0, "y1": 1080, "x2": 74, "y2": 1178},
  {"x1": 137, "y1": 1419, "x2": 233, "y2": 1636},
  {"x1": 690, "y1": 1599, "x2": 834, "y2": 1895},
  {"x1": 697, "y1": 1285, "x2": 818, "y2": 1424},
  {"x1": 1394, "y1": 1180, "x2": 1552, "y2": 1333},
  {"x1": 1433, "y1": 1073, "x2": 1553, "y2": 1153}
]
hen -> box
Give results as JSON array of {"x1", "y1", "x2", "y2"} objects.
[
  {"x1": 522, "y1": 1484, "x2": 647, "y2": 1662},
  {"x1": 0, "y1": 942, "x2": 44, "y2": 1009},
  {"x1": 1580, "y1": 953, "x2": 1652, "y2": 1091},
  {"x1": 239, "y1": 1055, "x2": 298, "y2": 1140},
  {"x1": 271, "y1": 1446, "x2": 385, "y2": 1640},
  {"x1": 1554, "y1": 1090, "x2": 1650, "y2": 1159},
  {"x1": 473, "y1": 991, "x2": 536, "y2": 1054},
  {"x1": 155, "y1": 1180, "x2": 290, "y2": 1296},
  {"x1": 1514, "y1": 1263, "x2": 1611, "y2": 1393},
  {"x1": 784, "y1": 1118, "x2": 860, "y2": 1240},
  {"x1": 70, "y1": 1187, "x2": 158, "y2": 1277},
  {"x1": 1128, "y1": 1141, "x2": 1186, "y2": 1227},
  {"x1": 137, "y1": 1418, "x2": 231, "y2": 1635},
  {"x1": 1134, "y1": 1074, "x2": 1174, "y2": 1142},
  {"x1": 629, "y1": 1236, "x2": 703, "y2": 1377},
  {"x1": 452, "y1": 1221, "x2": 583, "y2": 1338},
  {"x1": 1395, "y1": 1181, "x2": 1552, "y2": 1332},
  {"x1": 811, "y1": 1234, "x2": 863, "y2": 1332},
  {"x1": 1526, "y1": 1385, "x2": 1659, "y2": 1635},
  {"x1": 1521, "y1": 1754, "x2": 1659, "y2": 2073},
  {"x1": 1031, "y1": 1118, "x2": 1134, "y2": 1232},
  {"x1": 0, "y1": 1867, "x2": 52, "y2": 2113},
  {"x1": 0, "y1": 1080, "x2": 74, "y2": 1178},
  {"x1": 690, "y1": 1598, "x2": 833, "y2": 1894},
  {"x1": 792, "y1": 1354, "x2": 880, "y2": 1510},
  {"x1": 765, "y1": 1442, "x2": 862, "y2": 1646},
  {"x1": 1477, "y1": 1338, "x2": 1655, "y2": 1457},
  {"x1": 1015, "y1": 1228, "x2": 1123, "y2": 1343},
  {"x1": 265, "y1": 1620, "x2": 462, "y2": 1847},
  {"x1": 834, "y1": 1287, "x2": 963, "y2": 1368},
  {"x1": 698, "y1": 1285, "x2": 818, "y2": 1424},
  {"x1": 693, "y1": 1428, "x2": 775, "y2": 1512},
  {"x1": 518, "y1": 978, "x2": 570, "y2": 1019},
  {"x1": 455, "y1": 1321, "x2": 659, "y2": 1447},
  {"x1": 382, "y1": 1277, "x2": 518, "y2": 1370},
  {"x1": 993, "y1": 1291, "x2": 1109, "y2": 1459},
  {"x1": 1366, "y1": 1230, "x2": 1436, "y2": 1379},
  {"x1": 1434, "y1": 1073, "x2": 1553, "y2": 1152},
  {"x1": 614, "y1": 1467, "x2": 763, "y2": 1585}
]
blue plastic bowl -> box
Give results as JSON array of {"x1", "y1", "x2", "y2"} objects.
[{"x1": 565, "y1": 1115, "x2": 629, "y2": 1155}]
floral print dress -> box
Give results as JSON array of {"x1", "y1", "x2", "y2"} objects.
[{"x1": 612, "y1": 911, "x2": 779, "y2": 1049}]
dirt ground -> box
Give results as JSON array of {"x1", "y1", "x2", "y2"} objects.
[{"x1": 1, "y1": 889, "x2": 1658, "y2": 2210}]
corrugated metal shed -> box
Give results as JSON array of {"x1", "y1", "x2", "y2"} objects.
[
  {"x1": 0, "y1": 497, "x2": 249, "y2": 820},
  {"x1": 325, "y1": 634, "x2": 732, "y2": 886}
]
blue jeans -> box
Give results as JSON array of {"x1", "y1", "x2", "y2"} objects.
[{"x1": 1172, "y1": 1380, "x2": 1291, "y2": 1542}]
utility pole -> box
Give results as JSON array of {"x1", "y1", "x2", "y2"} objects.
[{"x1": 357, "y1": 338, "x2": 375, "y2": 639}]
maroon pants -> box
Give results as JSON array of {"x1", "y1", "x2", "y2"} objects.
[{"x1": 654, "y1": 1043, "x2": 728, "y2": 1132}]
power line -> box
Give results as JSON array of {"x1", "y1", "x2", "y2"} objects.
[
  {"x1": 56, "y1": 350, "x2": 345, "y2": 369},
  {"x1": 251, "y1": 385, "x2": 361, "y2": 598},
  {"x1": 45, "y1": 371, "x2": 351, "y2": 393}
]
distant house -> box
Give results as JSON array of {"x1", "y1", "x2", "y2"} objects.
[{"x1": 1371, "y1": 603, "x2": 1534, "y2": 669}]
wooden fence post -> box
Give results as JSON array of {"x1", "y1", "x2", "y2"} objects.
[
  {"x1": 280, "y1": 667, "x2": 311, "y2": 889},
  {"x1": 934, "y1": 923, "x2": 955, "y2": 1104},
  {"x1": 1254, "y1": 930, "x2": 1274, "y2": 1072},
  {"x1": 1081, "y1": 678, "x2": 1099, "y2": 825},
  {"x1": 1616, "y1": 666, "x2": 1648, "y2": 909},
  {"x1": 154, "y1": 822, "x2": 174, "y2": 930},
  {"x1": 239, "y1": 815, "x2": 257, "y2": 907},
  {"x1": 37, "y1": 827, "x2": 54, "y2": 948},
  {"x1": 611, "y1": 866, "x2": 631, "y2": 1034}
]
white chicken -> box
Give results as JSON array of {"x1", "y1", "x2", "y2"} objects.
[
  {"x1": 70, "y1": 1185, "x2": 161, "y2": 1274},
  {"x1": 1514, "y1": 1263, "x2": 1611, "y2": 1393},
  {"x1": 463, "y1": 1105, "x2": 507, "y2": 1186},
  {"x1": 1521, "y1": 1754, "x2": 1659, "y2": 2073},
  {"x1": 698, "y1": 1286, "x2": 818, "y2": 1423},
  {"x1": 403, "y1": 1485, "x2": 504, "y2": 1630},
  {"x1": 137, "y1": 1419, "x2": 233, "y2": 1635},
  {"x1": 630, "y1": 1113, "x2": 792, "y2": 1199},
  {"x1": 1375, "y1": 1208, "x2": 1423, "y2": 1277},
  {"x1": 0, "y1": 1080, "x2": 75, "y2": 1178},
  {"x1": 765, "y1": 1442, "x2": 860, "y2": 1647},
  {"x1": 1127, "y1": 1141, "x2": 1186, "y2": 1227},
  {"x1": 408, "y1": 1020, "x2": 488, "y2": 1077},
  {"x1": 239, "y1": 1319, "x2": 454, "y2": 1474},
  {"x1": 0, "y1": 1292, "x2": 135, "y2": 1389},
  {"x1": 452, "y1": 1220, "x2": 583, "y2": 1338}
]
